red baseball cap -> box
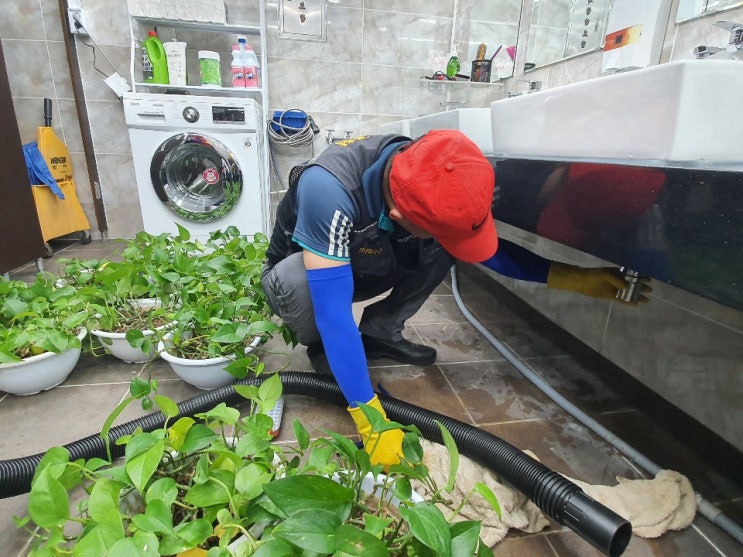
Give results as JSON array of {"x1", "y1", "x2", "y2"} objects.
[{"x1": 389, "y1": 130, "x2": 498, "y2": 263}]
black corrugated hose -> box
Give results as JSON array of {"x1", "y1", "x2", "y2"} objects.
[{"x1": 0, "y1": 371, "x2": 631, "y2": 556}]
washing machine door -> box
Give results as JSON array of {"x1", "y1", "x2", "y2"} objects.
[{"x1": 150, "y1": 132, "x2": 242, "y2": 222}]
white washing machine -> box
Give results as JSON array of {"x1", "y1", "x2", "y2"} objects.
[{"x1": 123, "y1": 92, "x2": 267, "y2": 240}]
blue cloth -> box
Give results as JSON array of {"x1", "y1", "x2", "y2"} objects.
[
  {"x1": 22, "y1": 142, "x2": 64, "y2": 200},
  {"x1": 306, "y1": 264, "x2": 374, "y2": 407},
  {"x1": 480, "y1": 239, "x2": 552, "y2": 283}
]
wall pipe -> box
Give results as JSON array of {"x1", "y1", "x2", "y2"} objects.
[
  {"x1": 0, "y1": 371, "x2": 630, "y2": 557},
  {"x1": 452, "y1": 265, "x2": 743, "y2": 547}
]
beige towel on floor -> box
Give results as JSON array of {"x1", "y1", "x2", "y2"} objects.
[{"x1": 416, "y1": 440, "x2": 696, "y2": 546}]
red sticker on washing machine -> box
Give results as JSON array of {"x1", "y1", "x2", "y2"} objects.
[{"x1": 202, "y1": 168, "x2": 220, "y2": 184}]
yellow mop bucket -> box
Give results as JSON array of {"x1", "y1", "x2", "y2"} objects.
[{"x1": 29, "y1": 99, "x2": 90, "y2": 251}]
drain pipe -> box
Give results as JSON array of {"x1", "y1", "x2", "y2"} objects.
[
  {"x1": 451, "y1": 265, "x2": 743, "y2": 547},
  {"x1": 0, "y1": 372, "x2": 630, "y2": 556}
]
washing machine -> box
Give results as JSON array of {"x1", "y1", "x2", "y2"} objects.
[{"x1": 123, "y1": 92, "x2": 267, "y2": 240}]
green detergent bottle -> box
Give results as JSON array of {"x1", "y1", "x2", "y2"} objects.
[{"x1": 143, "y1": 31, "x2": 169, "y2": 84}]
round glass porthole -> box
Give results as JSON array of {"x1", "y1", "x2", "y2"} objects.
[{"x1": 150, "y1": 133, "x2": 242, "y2": 222}]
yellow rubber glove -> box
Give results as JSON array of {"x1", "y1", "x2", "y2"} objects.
[
  {"x1": 347, "y1": 395, "x2": 405, "y2": 470},
  {"x1": 547, "y1": 262, "x2": 651, "y2": 305}
]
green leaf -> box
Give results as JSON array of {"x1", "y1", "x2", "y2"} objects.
[
  {"x1": 361, "y1": 513, "x2": 394, "y2": 538},
  {"x1": 131, "y1": 499, "x2": 174, "y2": 534},
  {"x1": 108, "y1": 532, "x2": 160, "y2": 557},
  {"x1": 174, "y1": 517, "x2": 214, "y2": 547},
  {"x1": 450, "y1": 521, "x2": 482, "y2": 557},
  {"x1": 263, "y1": 475, "x2": 354, "y2": 518},
  {"x1": 179, "y1": 423, "x2": 219, "y2": 453},
  {"x1": 124, "y1": 433, "x2": 165, "y2": 493},
  {"x1": 435, "y1": 422, "x2": 459, "y2": 493},
  {"x1": 292, "y1": 419, "x2": 310, "y2": 451},
  {"x1": 393, "y1": 476, "x2": 413, "y2": 502},
  {"x1": 155, "y1": 394, "x2": 179, "y2": 418},
  {"x1": 399, "y1": 502, "x2": 452, "y2": 557},
  {"x1": 252, "y1": 538, "x2": 295, "y2": 557},
  {"x1": 235, "y1": 462, "x2": 273, "y2": 500},
  {"x1": 334, "y1": 523, "x2": 390, "y2": 557},
  {"x1": 87, "y1": 478, "x2": 124, "y2": 532},
  {"x1": 73, "y1": 522, "x2": 125, "y2": 557},
  {"x1": 198, "y1": 402, "x2": 240, "y2": 426},
  {"x1": 183, "y1": 475, "x2": 233, "y2": 507},
  {"x1": 271, "y1": 509, "x2": 340, "y2": 554},
  {"x1": 473, "y1": 482, "x2": 502, "y2": 519},
  {"x1": 258, "y1": 373, "x2": 283, "y2": 405},
  {"x1": 146, "y1": 477, "x2": 178, "y2": 507},
  {"x1": 28, "y1": 466, "x2": 70, "y2": 529}
]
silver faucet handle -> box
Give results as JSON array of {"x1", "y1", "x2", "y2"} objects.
[
  {"x1": 693, "y1": 45, "x2": 725, "y2": 58},
  {"x1": 516, "y1": 79, "x2": 542, "y2": 92},
  {"x1": 715, "y1": 20, "x2": 743, "y2": 47}
]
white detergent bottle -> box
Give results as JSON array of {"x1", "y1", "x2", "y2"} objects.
[
  {"x1": 241, "y1": 39, "x2": 260, "y2": 88},
  {"x1": 231, "y1": 44, "x2": 246, "y2": 87}
]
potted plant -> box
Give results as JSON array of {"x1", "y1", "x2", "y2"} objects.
[
  {"x1": 0, "y1": 273, "x2": 88, "y2": 395},
  {"x1": 59, "y1": 228, "x2": 200, "y2": 363},
  {"x1": 16, "y1": 373, "x2": 500, "y2": 556},
  {"x1": 157, "y1": 228, "x2": 294, "y2": 389}
]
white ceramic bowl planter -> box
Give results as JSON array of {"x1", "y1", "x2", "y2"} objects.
[
  {"x1": 90, "y1": 299, "x2": 170, "y2": 363},
  {"x1": 158, "y1": 334, "x2": 262, "y2": 390},
  {"x1": 0, "y1": 329, "x2": 87, "y2": 396}
]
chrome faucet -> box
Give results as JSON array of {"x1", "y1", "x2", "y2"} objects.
[
  {"x1": 508, "y1": 79, "x2": 542, "y2": 97},
  {"x1": 693, "y1": 45, "x2": 725, "y2": 59},
  {"x1": 694, "y1": 21, "x2": 743, "y2": 59}
]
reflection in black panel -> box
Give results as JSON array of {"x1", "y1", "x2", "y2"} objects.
[{"x1": 491, "y1": 159, "x2": 743, "y2": 311}]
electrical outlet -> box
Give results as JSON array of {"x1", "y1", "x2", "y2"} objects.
[
  {"x1": 279, "y1": 0, "x2": 326, "y2": 41},
  {"x1": 67, "y1": 0, "x2": 88, "y2": 35}
]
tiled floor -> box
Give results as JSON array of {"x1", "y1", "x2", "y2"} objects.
[{"x1": 2, "y1": 238, "x2": 743, "y2": 556}]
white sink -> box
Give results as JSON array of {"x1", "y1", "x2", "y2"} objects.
[
  {"x1": 490, "y1": 60, "x2": 743, "y2": 170},
  {"x1": 378, "y1": 118, "x2": 411, "y2": 137},
  {"x1": 407, "y1": 108, "x2": 494, "y2": 155}
]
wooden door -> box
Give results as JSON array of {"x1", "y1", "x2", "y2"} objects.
[{"x1": 0, "y1": 40, "x2": 45, "y2": 274}]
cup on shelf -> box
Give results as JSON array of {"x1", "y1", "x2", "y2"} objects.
[{"x1": 470, "y1": 60, "x2": 492, "y2": 83}]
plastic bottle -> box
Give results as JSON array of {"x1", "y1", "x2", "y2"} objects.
[
  {"x1": 445, "y1": 50, "x2": 460, "y2": 79},
  {"x1": 241, "y1": 39, "x2": 260, "y2": 88},
  {"x1": 231, "y1": 45, "x2": 246, "y2": 87},
  {"x1": 143, "y1": 31, "x2": 169, "y2": 84}
]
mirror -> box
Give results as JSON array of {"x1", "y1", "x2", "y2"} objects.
[
  {"x1": 676, "y1": 0, "x2": 743, "y2": 23},
  {"x1": 523, "y1": 0, "x2": 612, "y2": 70},
  {"x1": 454, "y1": 0, "x2": 523, "y2": 80}
]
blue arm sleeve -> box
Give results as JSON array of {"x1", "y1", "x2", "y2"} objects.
[
  {"x1": 480, "y1": 239, "x2": 552, "y2": 283},
  {"x1": 306, "y1": 265, "x2": 374, "y2": 407}
]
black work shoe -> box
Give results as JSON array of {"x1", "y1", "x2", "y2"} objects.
[
  {"x1": 361, "y1": 334, "x2": 437, "y2": 366},
  {"x1": 306, "y1": 343, "x2": 333, "y2": 376}
]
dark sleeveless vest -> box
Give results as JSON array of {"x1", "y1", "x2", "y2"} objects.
[{"x1": 265, "y1": 134, "x2": 424, "y2": 277}]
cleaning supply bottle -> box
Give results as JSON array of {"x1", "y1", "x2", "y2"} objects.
[
  {"x1": 231, "y1": 44, "x2": 246, "y2": 87},
  {"x1": 241, "y1": 39, "x2": 260, "y2": 88},
  {"x1": 445, "y1": 50, "x2": 460, "y2": 79},
  {"x1": 143, "y1": 31, "x2": 169, "y2": 84}
]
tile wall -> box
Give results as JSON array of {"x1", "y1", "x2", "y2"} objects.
[{"x1": 1, "y1": 0, "x2": 742, "y2": 449}]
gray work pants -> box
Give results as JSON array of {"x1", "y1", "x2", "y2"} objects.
[{"x1": 261, "y1": 242, "x2": 455, "y2": 346}]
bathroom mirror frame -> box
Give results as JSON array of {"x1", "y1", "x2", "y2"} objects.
[
  {"x1": 675, "y1": 0, "x2": 743, "y2": 23},
  {"x1": 523, "y1": 0, "x2": 612, "y2": 72}
]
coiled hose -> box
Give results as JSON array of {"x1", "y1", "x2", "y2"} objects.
[{"x1": 0, "y1": 371, "x2": 630, "y2": 556}]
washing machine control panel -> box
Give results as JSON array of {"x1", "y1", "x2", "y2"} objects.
[{"x1": 182, "y1": 106, "x2": 200, "y2": 123}]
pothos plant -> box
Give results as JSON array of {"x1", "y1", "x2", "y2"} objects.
[
  {"x1": 16, "y1": 374, "x2": 501, "y2": 557},
  {"x1": 0, "y1": 273, "x2": 88, "y2": 363},
  {"x1": 159, "y1": 227, "x2": 295, "y2": 380}
]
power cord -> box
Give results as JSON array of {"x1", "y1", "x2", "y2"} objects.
[{"x1": 72, "y1": 13, "x2": 131, "y2": 87}]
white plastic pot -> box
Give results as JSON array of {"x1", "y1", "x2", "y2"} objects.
[
  {"x1": 0, "y1": 329, "x2": 87, "y2": 396},
  {"x1": 158, "y1": 334, "x2": 262, "y2": 390}
]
